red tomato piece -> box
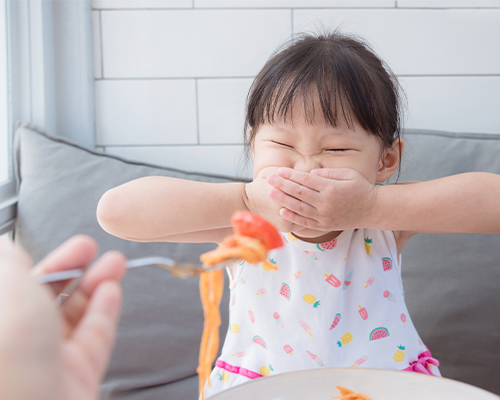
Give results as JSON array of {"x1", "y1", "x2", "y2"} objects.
[{"x1": 231, "y1": 211, "x2": 283, "y2": 250}]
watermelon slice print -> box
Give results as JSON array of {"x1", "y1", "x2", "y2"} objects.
[
  {"x1": 253, "y1": 335, "x2": 267, "y2": 349},
  {"x1": 369, "y1": 327, "x2": 390, "y2": 341},
  {"x1": 280, "y1": 282, "x2": 291, "y2": 301},
  {"x1": 382, "y1": 257, "x2": 393, "y2": 272},
  {"x1": 316, "y1": 238, "x2": 337, "y2": 251}
]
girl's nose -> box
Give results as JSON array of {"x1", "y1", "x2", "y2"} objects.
[{"x1": 293, "y1": 157, "x2": 322, "y2": 173}]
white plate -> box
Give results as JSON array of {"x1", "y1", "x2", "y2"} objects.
[{"x1": 210, "y1": 368, "x2": 500, "y2": 400}]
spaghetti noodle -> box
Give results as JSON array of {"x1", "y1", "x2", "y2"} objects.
[
  {"x1": 335, "y1": 386, "x2": 372, "y2": 400},
  {"x1": 197, "y1": 212, "x2": 283, "y2": 399}
]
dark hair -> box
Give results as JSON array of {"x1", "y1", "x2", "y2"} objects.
[{"x1": 243, "y1": 29, "x2": 407, "y2": 180}]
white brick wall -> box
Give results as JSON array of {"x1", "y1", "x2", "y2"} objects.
[{"x1": 93, "y1": 1, "x2": 500, "y2": 178}]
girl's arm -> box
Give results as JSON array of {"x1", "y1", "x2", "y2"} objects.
[
  {"x1": 265, "y1": 168, "x2": 500, "y2": 235},
  {"x1": 371, "y1": 172, "x2": 500, "y2": 234},
  {"x1": 96, "y1": 176, "x2": 248, "y2": 243}
]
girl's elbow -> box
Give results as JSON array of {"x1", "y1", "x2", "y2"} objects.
[{"x1": 96, "y1": 189, "x2": 123, "y2": 235}]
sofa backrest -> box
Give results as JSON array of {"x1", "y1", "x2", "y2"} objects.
[{"x1": 13, "y1": 123, "x2": 500, "y2": 397}]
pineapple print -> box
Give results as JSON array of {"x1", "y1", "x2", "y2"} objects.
[
  {"x1": 287, "y1": 233, "x2": 297, "y2": 241},
  {"x1": 394, "y1": 345, "x2": 405, "y2": 362},
  {"x1": 259, "y1": 364, "x2": 274, "y2": 376},
  {"x1": 364, "y1": 238, "x2": 373, "y2": 255},
  {"x1": 218, "y1": 372, "x2": 229, "y2": 382},
  {"x1": 337, "y1": 332, "x2": 353, "y2": 348},
  {"x1": 303, "y1": 293, "x2": 321, "y2": 308},
  {"x1": 230, "y1": 323, "x2": 240, "y2": 333}
]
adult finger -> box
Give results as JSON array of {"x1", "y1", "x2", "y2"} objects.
[
  {"x1": 0, "y1": 239, "x2": 33, "y2": 273},
  {"x1": 58, "y1": 251, "x2": 126, "y2": 337},
  {"x1": 77, "y1": 251, "x2": 126, "y2": 296},
  {"x1": 31, "y1": 235, "x2": 98, "y2": 276},
  {"x1": 67, "y1": 281, "x2": 122, "y2": 381}
]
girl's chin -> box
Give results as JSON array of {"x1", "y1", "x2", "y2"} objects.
[{"x1": 290, "y1": 228, "x2": 343, "y2": 244}]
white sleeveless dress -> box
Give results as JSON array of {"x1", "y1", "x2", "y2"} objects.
[{"x1": 203, "y1": 228, "x2": 440, "y2": 398}]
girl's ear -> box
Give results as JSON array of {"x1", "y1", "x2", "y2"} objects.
[
  {"x1": 376, "y1": 138, "x2": 404, "y2": 183},
  {"x1": 250, "y1": 129, "x2": 255, "y2": 157}
]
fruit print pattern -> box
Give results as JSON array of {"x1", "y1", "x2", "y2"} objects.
[
  {"x1": 316, "y1": 238, "x2": 337, "y2": 251},
  {"x1": 394, "y1": 345, "x2": 405, "y2": 362},
  {"x1": 262, "y1": 259, "x2": 279, "y2": 271},
  {"x1": 329, "y1": 313, "x2": 341, "y2": 330},
  {"x1": 382, "y1": 257, "x2": 393, "y2": 272},
  {"x1": 364, "y1": 237, "x2": 372, "y2": 255},
  {"x1": 279, "y1": 282, "x2": 291, "y2": 301},
  {"x1": 203, "y1": 229, "x2": 441, "y2": 398},
  {"x1": 337, "y1": 332, "x2": 353, "y2": 348},
  {"x1": 303, "y1": 293, "x2": 320, "y2": 308}
]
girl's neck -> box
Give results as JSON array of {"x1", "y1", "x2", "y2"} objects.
[{"x1": 291, "y1": 230, "x2": 343, "y2": 244}]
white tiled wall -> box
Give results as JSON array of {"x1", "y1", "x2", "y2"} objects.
[{"x1": 93, "y1": 1, "x2": 500, "y2": 178}]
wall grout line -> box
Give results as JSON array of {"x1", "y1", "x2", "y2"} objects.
[
  {"x1": 94, "y1": 74, "x2": 500, "y2": 80},
  {"x1": 92, "y1": 7, "x2": 500, "y2": 11},
  {"x1": 92, "y1": 7, "x2": 433, "y2": 11},
  {"x1": 99, "y1": 10, "x2": 104, "y2": 78},
  {"x1": 195, "y1": 78, "x2": 200, "y2": 144},
  {"x1": 101, "y1": 143, "x2": 245, "y2": 148}
]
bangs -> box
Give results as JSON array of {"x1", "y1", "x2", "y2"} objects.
[{"x1": 255, "y1": 63, "x2": 356, "y2": 131}]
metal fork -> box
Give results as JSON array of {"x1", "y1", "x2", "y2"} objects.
[{"x1": 36, "y1": 256, "x2": 235, "y2": 306}]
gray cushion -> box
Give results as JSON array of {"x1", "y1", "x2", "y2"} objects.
[
  {"x1": 13, "y1": 123, "x2": 500, "y2": 396},
  {"x1": 13, "y1": 122, "x2": 244, "y2": 399},
  {"x1": 397, "y1": 129, "x2": 500, "y2": 395}
]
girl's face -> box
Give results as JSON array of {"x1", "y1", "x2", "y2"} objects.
[
  {"x1": 251, "y1": 96, "x2": 388, "y2": 184},
  {"x1": 250, "y1": 94, "x2": 399, "y2": 239}
]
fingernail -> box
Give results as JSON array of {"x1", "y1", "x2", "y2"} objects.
[
  {"x1": 277, "y1": 168, "x2": 285, "y2": 176},
  {"x1": 311, "y1": 170, "x2": 320, "y2": 175}
]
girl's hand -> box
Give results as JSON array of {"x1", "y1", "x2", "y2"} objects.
[
  {"x1": 245, "y1": 167, "x2": 305, "y2": 233},
  {"x1": 266, "y1": 167, "x2": 378, "y2": 231}
]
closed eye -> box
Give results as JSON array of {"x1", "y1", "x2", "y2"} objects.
[
  {"x1": 271, "y1": 141, "x2": 294, "y2": 149},
  {"x1": 326, "y1": 149, "x2": 349, "y2": 152}
]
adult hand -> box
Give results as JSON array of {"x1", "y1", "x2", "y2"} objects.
[
  {"x1": 266, "y1": 167, "x2": 378, "y2": 231},
  {"x1": 0, "y1": 235, "x2": 126, "y2": 400},
  {"x1": 244, "y1": 166, "x2": 306, "y2": 233}
]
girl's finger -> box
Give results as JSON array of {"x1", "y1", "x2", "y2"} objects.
[
  {"x1": 279, "y1": 208, "x2": 321, "y2": 230},
  {"x1": 276, "y1": 168, "x2": 324, "y2": 191},
  {"x1": 267, "y1": 174, "x2": 321, "y2": 205},
  {"x1": 268, "y1": 187, "x2": 318, "y2": 219},
  {"x1": 310, "y1": 168, "x2": 355, "y2": 180}
]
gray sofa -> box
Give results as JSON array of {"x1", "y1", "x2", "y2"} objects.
[{"x1": 13, "y1": 122, "x2": 500, "y2": 398}]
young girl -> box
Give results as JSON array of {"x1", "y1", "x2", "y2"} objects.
[{"x1": 96, "y1": 31, "x2": 500, "y2": 397}]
